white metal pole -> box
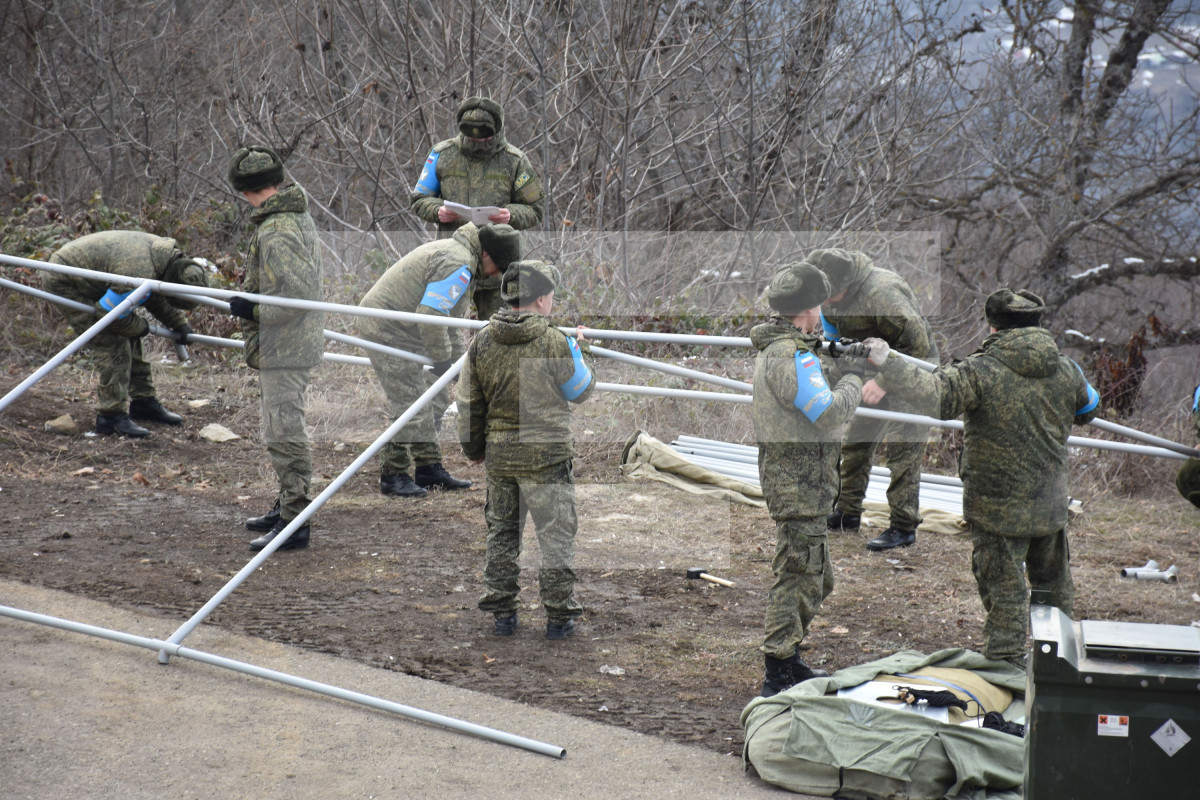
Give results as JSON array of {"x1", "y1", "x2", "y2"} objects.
[
  {"x1": 170, "y1": 289, "x2": 435, "y2": 367},
  {"x1": 1089, "y1": 417, "x2": 1200, "y2": 459},
  {"x1": 594, "y1": 382, "x2": 750, "y2": 403},
  {"x1": 589, "y1": 345, "x2": 752, "y2": 393},
  {"x1": 9, "y1": 253, "x2": 1196, "y2": 459},
  {"x1": 0, "y1": 604, "x2": 565, "y2": 758},
  {"x1": 159, "y1": 353, "x2": 468, "y2": 660},
  {"x1": 0, "y1": 282, "x2": 154, "y2": 414}
]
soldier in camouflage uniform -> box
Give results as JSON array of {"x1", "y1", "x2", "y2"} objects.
[
  {"x1": 806, "y1": 248, "x2": 938, "y2": 552},
  {"x1": 457, "y1": 261, "x2": 595, "y2": 640},
  {"x1": 46, "y1": 231, "x2": 208, "y2": 438},
  {"x1": 358, "y1": 223, "x2": 522, "y2": 498},
  {"x1": 752, "y1": 262, "x2": 881, "y2": 697},
  {"x1": 226, "y1": 145, "x2": 325, "y2": 552},
  {"x1": 875, "y1": 289, "x2": 1100, "y2": 666},
  {"x1": 410, "y1": 97, "x2": 545, "y2": 322},
  {"x1": 1176, "y1": 385, "x2": 1200, "y2": 508}
]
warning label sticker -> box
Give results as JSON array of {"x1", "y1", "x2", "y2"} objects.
[
  {"x1": 1097, "y1": 714, "x2": 1130, "y2": 737},
  {"x1": 1151, "y1": 719, "x2": 1191, "y2": 757}
]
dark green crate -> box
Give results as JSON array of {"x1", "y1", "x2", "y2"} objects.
[{"x1": 1025, "y1": 605, "x2": 1200, "y2": 799}]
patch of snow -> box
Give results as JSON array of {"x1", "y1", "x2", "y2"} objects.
[{"x1": 1069, "y1": 264, "x2": 1110, "y2": 280}]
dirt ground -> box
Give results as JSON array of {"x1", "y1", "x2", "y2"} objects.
[{"x1": 3, "y1": 350, "x2": 1199, "y2": 758}]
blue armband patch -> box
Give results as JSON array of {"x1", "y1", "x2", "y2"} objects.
[
  {"x1": 420, "y1": 265, "x2": 473, "y2": 313},
  {"x1": 820, "y1": 310, "x2": 839, "y2": 340},
  {"x1": 793, "y1": 350, "x2": 834, "y2": 423},
  {"x1": 1071, "y1": 361, "x2": 1100, "y2": 415},
  {"x1": 1192, "y1": 384, "x2": 1199, "y2": 413},
  {"x1": 413, "y1": 149, "x2": 441, "y2": 195},
  {"x1": 98, "y1": 287, "x2": 145, "y2": 317},
  {"x1": 559, "y1": 336, "x2": 593, "y2": 401}
]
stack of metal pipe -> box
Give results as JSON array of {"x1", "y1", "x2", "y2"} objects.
[{"x1": 668, "y1": 434, "x2": 966, "y2": 516}]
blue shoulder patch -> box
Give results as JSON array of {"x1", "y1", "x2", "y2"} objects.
[
  {"x1": 1071, "y1": 360, "x2": 1100, "y2": 415},
  {"x1": 559, "y1": 336, "x2": 593, "y2": 401},
  {"x1": 793, "y1": 350, "x2": 834, "y2": 423},
  {"x1": 1192, "y1": 383, "x2": 1199, "y2": 413},
  {"x1": 413, "y1": 149, "x2": 441, "y2": 196},
  {"x1": 819, "y1": 309, "x2": 839, "y2": 340},
  {"x1": 420, "y1": 265, "x2": 473, "y2": 313}
]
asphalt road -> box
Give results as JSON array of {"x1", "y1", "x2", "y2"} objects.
[{"x1": 0, "y1": 579, "x2": 795, "y2": 799}]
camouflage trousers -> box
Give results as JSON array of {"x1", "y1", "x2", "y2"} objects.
[
  {"x1": 835, "y1": 413, "x2": 929, "y2": 531},
  {"x1": 761, "y1": 516, "x2": 834, "y2": 659},
  {"x1": 971, "y1": 528, "x2": 1074, "y2": 663},
  {"x1": 369, "y1": 354, "x2": 447, "y2": 477},
  {"x1": 478, "y1": 459, "x2": 582, "y2": 623},
  {"x1": 64, "y1": 310, "x2": 156, "y2": 414},
  {"x1": 260, "y1": 367, "x2": 313, "y2": 522}
]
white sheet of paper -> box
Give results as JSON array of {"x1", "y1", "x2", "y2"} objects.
[
  {"x1": 443, "y1": 201, "x2": 502, "y2": 226},
  {"x1": 835, "y1": 680, "x2": 951, "y2": 723}
]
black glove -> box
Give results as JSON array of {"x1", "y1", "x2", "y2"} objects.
[
  {"x1": 828, "y1": 338, "x2": 868, "y2": 359},
  {"x1": 228, "y1": 296, "x2": 258, "y2": 320},
  {"x1": 174, "y1": 323, "x2": 195, "y2": 344},
  {"x1": 430, "y1": 359, "x2": 454, "y2": 377}
]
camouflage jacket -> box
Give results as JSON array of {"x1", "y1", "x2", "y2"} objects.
[
  {"x1": 457, "y1": 309, "x2": 595, "y2": 472},
  {"x1": 820, "y1": 253, "x2": 937, "y2": 392},
  {"x1": 751, "y1": 317, "x2": 864, "y2": 520},
  {"x1": 410, "y1": 133, "x2": 545, "y2": 236},
  {"x1": 241, "y1": 184, "x2": 325, "y2": 370},
  {"x1": 358, "y1": 225, "x2": 483, "y2": 362},
  {"x1": 47, "y1": 230, "x2": 190, "y2": 336},
  {"x1": 880, "y1": 326, "x2": 1100, "y2": 537}
]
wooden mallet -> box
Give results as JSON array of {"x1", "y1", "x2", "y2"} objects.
[{"x1": 685, "y1": 567, "x2": 735, "y2": 587}]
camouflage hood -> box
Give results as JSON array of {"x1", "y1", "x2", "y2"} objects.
[
  {"x1": 455, "y1": 97, "x2": 508, "y2": 157},
  {"x1": 979, "y1": 326, "x2": 1059, "y2": 379},
  {"x1": 750, "y1": 315, "x2": 822, "y2": 353},
  {"x1": 831, "y1": 251, "x2": 875, "y2": 302},
  {"x1": 489, "y1": 308, "x2": 548, "y2": 345},
  {"x1": 250, "y1": 183, "x2": 309, "y2": 225}
]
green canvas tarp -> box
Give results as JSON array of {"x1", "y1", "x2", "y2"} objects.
[{"x1": 742, "y1": 649, "x2": 1027, "y2": 800}]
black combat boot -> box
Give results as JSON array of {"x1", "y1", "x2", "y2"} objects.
[
  {"x1": 761, "y1": 654, "x2": 798, "y2": 697},
  {"x1": 380, "y1": 473, "x2": 428, "y2": 497},
  {"x1": 494, "y1": 614, "x2": 519, "y2": 636},
  {"x1": 826, "y1": 509, "x2": 861, "y2": 531},
  {"x1": 249, "y1": 517, "x2": 310, "y2": 551},
  {"x1": 414, "y1": 463, "x2": 472, "y2": 491},
  {"x1": 789, "y1": 651, "x2": 829, "y2": 683},
  {"x1": 129, "y1": 397, "x2": 183, "y2": 425},
  {"x1": 95, "y1": 412, "x2": 151, "y2": 438},
  {"x1": 866, "y1": 526, "x2": 916, "y2": 551},
  {"x1": 545, "y1": 619, "x2": 576, "y2": 640},
  {"x1": 245, "y1": 499, "x2": 281, "y2": 532}
]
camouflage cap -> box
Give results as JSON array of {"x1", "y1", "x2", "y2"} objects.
[
  {"x1": 164, "y1": 258, "x2": 208, "y2": 288},
  {"x1": 478, "y1": 224, "x2": 522, "y2": 272},
  {"x1": 985, "y1": 288, "x2": 1045, "y2": 330},
  {"x1": 805, "y1": 248, "x2": 857, "y2": 294},
  {"x1": 1176, "y1": 457, "x2": 1200, "y2": 509},
  {"x1": 766, "y1": 262, "x2": 831, "y2": 315},
  {"x1": 457, "y1": 97, "x2": 504, "y2": 139},
  {"x1": 501, "y1": 260, "x2": 561, "y2": 306},
  {"x1": 227, "y1": 145, "x2": 285, "y2": 193}
]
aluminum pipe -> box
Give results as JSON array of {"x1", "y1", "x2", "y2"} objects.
[
  {"x1": 0, "y1": 282, "x2": 153, "y2": 414},
  {"x1": 160, "y1": 354, "x2": 468, "y2": 660},
  {"x1": 0, "y1": 604, "x2": 564, "y2": 758}
]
